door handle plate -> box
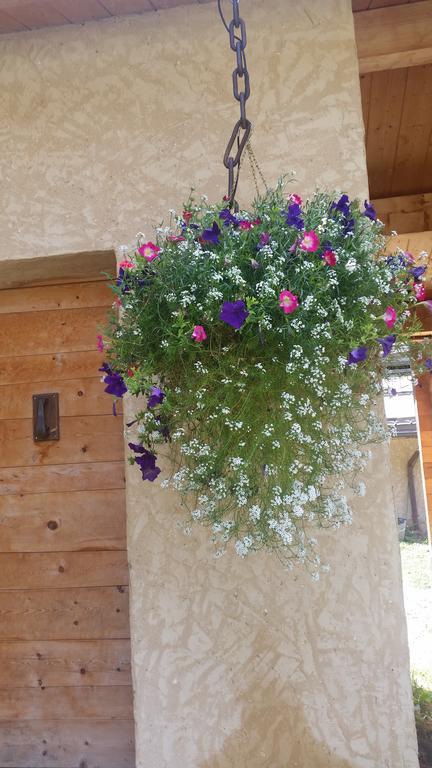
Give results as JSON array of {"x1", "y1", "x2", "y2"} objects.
[{"x1": 32, "y1": 393, "x2": 60, "y2": 442}]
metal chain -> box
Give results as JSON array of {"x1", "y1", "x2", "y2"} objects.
[{"x1": 218, "y1": 0, "x2": 252, "y2": 209}]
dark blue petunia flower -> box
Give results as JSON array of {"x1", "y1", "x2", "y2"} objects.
[
  {"x1": 410, "y1": 265, "x2": 427, "y2": 280},
  {"x1": 99, "y1": 363, "x2": 127, "y2": 398},
  {"x1": 201, "y1": 222, "x2": 221, "y2": 245},
  {"x1": 128, "y1": 442, "x2": 161, "y2": 482},
  {"x1": 116, "y1": 267, "x2": 131, "y2": 294},
  {"x1": 363, "y1": 200, "x2": 377, "y2": 221},
  {"x1": 147, "y1": 386, "x2": 165, "y2": 409},
  {"x1": 331, "y1": 194, "x2": 351, "y2": 218},
  {"x1": 220, "y1": 300, "x2": 249, "y2": 330},
  {"x1": 377, "y1": 334, "x2": 396, "y2": 358},
  {"x1": 219, "y1": 208, "x2": 239, "y2": 227},
  {"x1": 346, "y1": 346, "x2": 368, "y2": 365},
  {"x1": 342, "y1": 216, "x2": 355, "y2": 236},
  {"x1": 284, "y1": 203, "x2": 304, "y2": 230},
  {"x1": 426, "y1": 358, "x2": 432, "y2": 371}
]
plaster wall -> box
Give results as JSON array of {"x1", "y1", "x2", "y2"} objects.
[
  {"x1": 0, "y1": 1, "x2": 419, "y2": 766},
  {"x1": 390, "y1": 436, "x2": 428, "y2": 536}
]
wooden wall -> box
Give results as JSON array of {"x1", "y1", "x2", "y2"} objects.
[
  {"x1": 415, "y1": 375, "x2": 432, "y2": 541},
  {"x1": 0, "y1": 279, "x2": 135, "y2": 768}
]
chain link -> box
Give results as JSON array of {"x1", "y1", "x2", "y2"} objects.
[{"x1": 218, "y1": 0, "x2": 252, "y2": 209}]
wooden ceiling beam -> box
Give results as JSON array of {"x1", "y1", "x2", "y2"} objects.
[{"x1": 355, "y1": 0, "x2": 432, "y2": 73}]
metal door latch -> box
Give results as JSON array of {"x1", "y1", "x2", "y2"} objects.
[{"x1": 32, "y1": 393, "x2": 60, "y2": 441}]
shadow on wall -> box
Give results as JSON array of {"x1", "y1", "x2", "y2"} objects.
[{"x1": 199, "y1": 681, "x2": 355, "y2": 768}]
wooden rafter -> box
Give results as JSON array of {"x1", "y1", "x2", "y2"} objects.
[{"x1": 355, "y1": 0, "x2": 432, "y2": 73}]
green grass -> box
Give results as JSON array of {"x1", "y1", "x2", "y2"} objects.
[{"x1": 400, "y1": 537, "x2": 432, "y2": 590}]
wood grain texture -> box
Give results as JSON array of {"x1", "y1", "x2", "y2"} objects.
[
  {"x1": 0, "y1": 685, "x2": 133, "y2": 720},
  {"x1": 0, "y1": 378, "x2": 121, "y2": 420},
  {"x1": 0, "y1": 586, "x2": 130, "y2": 640},
  {"x1": 0, "y1": 461, "x2": 125, "y2": 495},
  {"x1": 0, "y1": 719, "x2": 135, "y2": 768},
  {"x1": 355, "y1": 1, "x2": 432, "y2": 73},
  {"x1": 0, "y1": 639, "x2": 131, "y2": 688},
  {"x1": 0, "y1": 307, "x2": 110, "y2": 357},
  {"x1": 0, "y1": 489, "x2": 126, "y2": 552},
  {"x1": 0, "y1": 350, "x2": 104, "y2": 386},
  {"x1": 0, "y1": 415, "x2": 124, "y2": 468},
  {"x1": 373, "y1": 193, "x2": 432, "y2": 234},
  {"x1": 0, "y1": 551, "x2": 128, "y2": 590},
  {"x1": 0, "y1": 281, "x2": 113, "y2": 314}
]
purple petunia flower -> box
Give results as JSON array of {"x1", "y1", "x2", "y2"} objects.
[
  {"x1": 410, "y1": 265, "x2": 427, "y2": 280},
  {"x1": 147, "y1": 386, "x2": 165, "y2": 409},
  {"x1": 342, "y1": 216, "x2": 355, "y2": 236},
  {"x1": 331, "y1": 194, "x2": 351, "y2": 218},
  {"x1": 425, "y1": 358, "x2": 432, "y2": 371},
  {"x1": 377, "y1": 334, "x2": 396, "y2": 358},
  {"x1": 347, "y1": 346, "x2": 368, "y2": 365},
  {"x1": 99, "y1": 363, "x2": 127, "y2": 398},
  {"x1": 284, "y1": 203, "x2": 304, "y2": 230},
  {"x1": 257, "y1": 232, "x2": 270, "y2": 249},
  {"x1": 128, "y1": 442, "x2": 161, "y2": 482},
  {"x1": 219, "y1": 208, "x2": 239, "y2": 227},
  {"x1": 201, "y1": 221, "x2": 221, "y2": 245},
  {"x1": 363, "y1": 200, "x2": 377, "y2": 221},
  {"x1": 220, "y1": 300, "x2": 249, "y2": 330}
]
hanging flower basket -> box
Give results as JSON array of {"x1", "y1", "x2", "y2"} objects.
[{"x1": 101, "y1": 181, "x2": 431, "y2": 574}]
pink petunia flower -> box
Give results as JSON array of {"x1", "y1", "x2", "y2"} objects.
[
  {"x1": 119, "y1": 260, "x2": 135, "y2": 270},
  {"x1": 299, "y1": 230, "x2": 319, "y2": 252},
  {"x1": 323, "y1": 249, "x2": 337, "y2": 267},
  {"x1": 167, "y1": 235, "x2": 186, "y2": 243},
  {"x1": 289, "y1": 193, "x2": 303, "y2": 206},
  {"x1": 279, "y1": 290, "x2": 299, "y2": 314},
  {"x1": 96, "y1": 334, "x2": 104, "y2": 352},
  {"x1": 383, "y1": 306, "x2": 397, "y2": 328},
  {"x1": 192, "y1": 325, "x2": 207, "y2": 342},
  {"x1": 138, "y1": 242, "x2": 161, "y2": 262},
  {"x1": 414, "y1": 282, "x2": 426, "y2": 301}
]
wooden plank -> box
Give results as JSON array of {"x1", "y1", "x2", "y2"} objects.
[
  {"x1": 0, "y1": 489, "x2": 126, "y2": 553},
  {"x1": 0, "y1": 415, "x2": 124, "y2": 468},
  {"x1": 0, "y1": 462, "x2": 125, "y2": 496},
  {"x1": 365, "y1": 68, "x2": 407, "y2": 199},
  {"x1": 373, "y1": 193, "x2": 432, "y2": 234},
  {"x1": 0, "y1": 350, "x2": 104, "y2": 386},
  {"x1": 0, "y1": 307, "x2": 110, "y2": 357},
  {"x1": 0, "y1": 719, "x2": 135, "y2": 768},
  {"x1": 392, "y1": 65, "x2": 432, "y2": 197},
  {"x1": 0, "y1": 0, "x2": 70, "y2": 29},
  {"x1": 0, "y1": 551, "x2": 128, "y2": 590},
  {"x1": 355, "y1": 1, "x2": 432, "y2": 73},
  {"x1": 0, "y1": 281, "x2": 113, "y2": 314},
  {"x1": 0, "y1": 586, "x2": 130, "y2": 640},
  {"x1": 0, "y1": 639, "x2": 131, "y2": 688},
  {"x1": 0, "y1": 378, "x2": 121, "y2": 420},
  {"x1": 0, "y1": 685, "x2": 133, "y2": 720},
  {"x1": 51, "y1": 0, "x2": 111, "y2": 23}
]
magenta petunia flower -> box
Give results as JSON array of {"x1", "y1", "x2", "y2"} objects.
[
  {"x1": 299, "y1": 230, "x2": 320, "y2": 252},
  {"x1": 138, "y1": 242, "x2": 161, "y2": 262},
  {"x1": 166, "y1": 235, "x2": 186, "y2": 244},
  {"x1": 239, "y1": 220, "x2": 253, "y2": 230},
  {"x1": 192, "y1": 325, "x2": 207, "y2": 342},
  {"x1": 96, "y1": 334, "x2": 104, "y2": 353},
  {"x1": 383, "y1": 306, "x2": 397, "y2": 329},
  {"x1": 257, "y1": 232, "x2": 270, "y2": 249},
  {"x1": 323, "y1": 249, "x2": 337, "y2": 267},
  {"x1": 279, "y1": 290, "x2": 299, "y2": 314},
  {"x1": 289, "y1": 193, "x2": 303, "y2": 206},
  {"x1": 414, "y1": 282, "x2": 426, "y2": 301},
  {"x1": 118, "y1": 260, "x2": 135, "y2": 270}
]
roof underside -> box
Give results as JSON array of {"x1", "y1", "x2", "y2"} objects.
[
  {"x1": 0, "y1": 0, "x2": 211, "y2": 33},
  {"x1": 0, "y1": 0, "x2": 417, "y2": 34}
]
